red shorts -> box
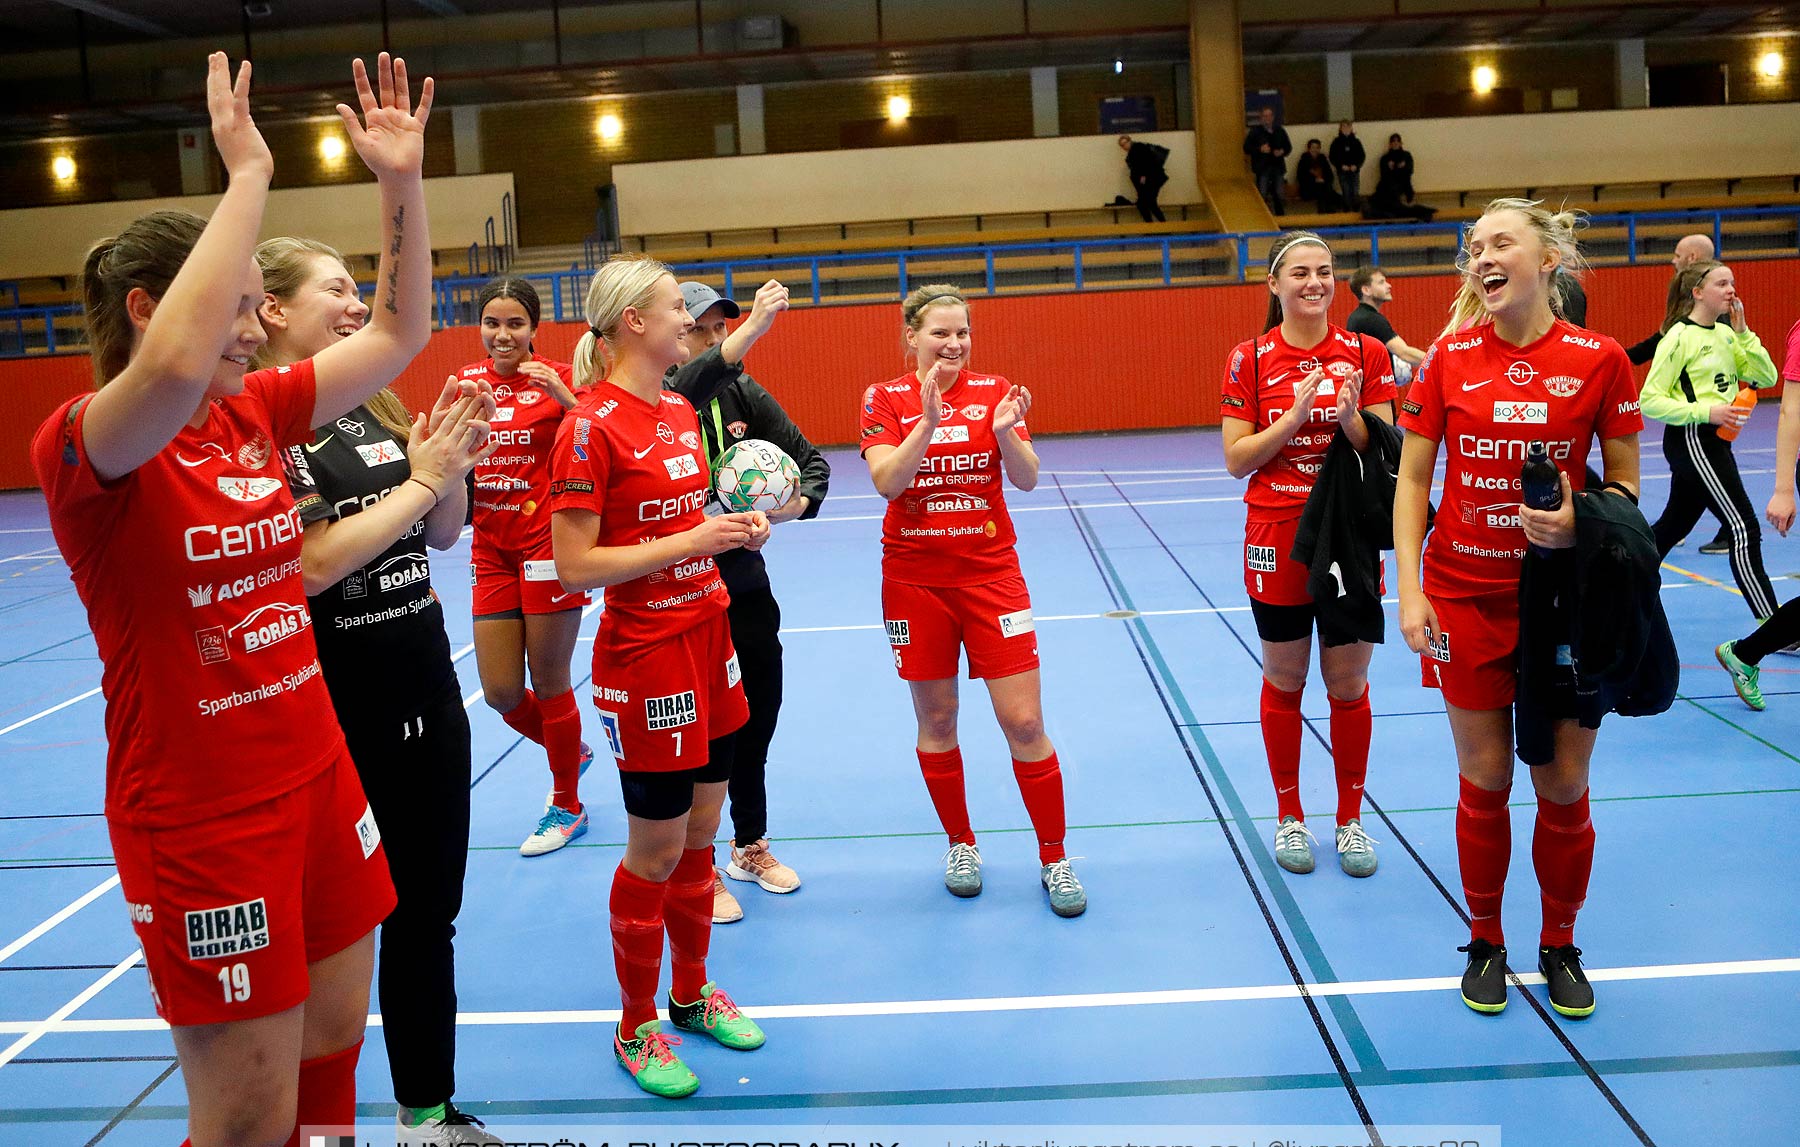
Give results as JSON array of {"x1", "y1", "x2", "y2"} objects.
[
  {"x1": 1419, "y1": 587, "x2": 1520, "y2": 710},
  {"x1": 882, "y1": 575, "x2": 1040, "y2": 682},
  {"x1": 1244, "y1": 516, "x2": 1311, "y2": 605},
  {"x1": 471, "y1": 539, "x2": 589, "y2": 617},
  {"x1": 590, "y1": 612, "x2": 749, "y2": 773},
  {"x1": 108, "y1": 747, "x2": 395, "y2": 1027}
]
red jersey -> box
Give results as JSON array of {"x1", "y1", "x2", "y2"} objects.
[
  {"x1": 548, "y1": 382, "x2": 726, "y2": 657},
  {"x1": 1400, "y1": 319, "x2": 1643, "y2": 597},
  {"x1": 859, "y1": 371, "x2": 1030, "y2": 587},
  {"x1": 31, "y1": 361, "x2": 344, "y2": 828},
  {"x1": 464, "y1": 355, "x2": 575, "y2": 554},
  {"x1": 1219, "y1": 325, "x2": 1398, "y2": 522}
]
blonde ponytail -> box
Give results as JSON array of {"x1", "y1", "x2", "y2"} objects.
[{"x1": 573, "y1": 255, "x2": 672, "y2": 388}]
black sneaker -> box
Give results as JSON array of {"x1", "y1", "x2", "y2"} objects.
[
  {"x1": 1457, "y1": 939, "x2": 1509, "y2": 1014},
  {"x1": 1699, "y1": 535, "x2": 1731, "y2": 555},
  {"x1": 1538, "y1": 944, "x2": 1596, "y2": 1019}
]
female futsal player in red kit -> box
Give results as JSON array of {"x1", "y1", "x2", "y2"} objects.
[
  {"x1": 1220, "y1": 230, "x2": 1396, "y2": 879},
  {"x1": 32, "y1": 52, "x2": 434, "y2": 1145},
  {"x1": 550, "y1": 256, "x2": 775, "y2": 1098},
  {"x1": 1394, "y1": 199, "x2": 1642, "y2": 1019}
]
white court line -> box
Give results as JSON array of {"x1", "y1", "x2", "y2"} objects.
[
  {"x1": 0, "y1": 686, "x2": 103, "y2": 738},
  {"x1": 0, "y1": 874, "x2": 120, "y2": 965},
  {"x1": 0, "y1": 528, "x2": 52, "y2": 535},
  {"x1": 0, "y1": 949, "x2": 141, "y2": 1067},
  {"x1": 0, "y1": 549, "x2": 63, "y2": 564},
  {"x1": 3, "y1": 954, "x2": 1794, "y2": 1036}
]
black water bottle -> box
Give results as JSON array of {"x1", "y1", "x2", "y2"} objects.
[{"x1": 1520, "y1": 441, "x2": 1561, "y2": 555}]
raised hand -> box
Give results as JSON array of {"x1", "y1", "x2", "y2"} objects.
[
  {"x1": 407, "y1": 395, "x2": 492, "y2": 495},
  {"x1": 518, "y1": 359, "x2": 578, "y2": 409},
  {"x1": 206, "y1": 52, "x2": 273, "y2": 181},
  {"x1": 993, "y1": 384, "x2": 1032, "y2": 436},
  {"x1": 919, "y1": 367, "x2": 947, "y2": 431},
  {"x1": 337, "y1": 52, "x2": 434, "y2": 182},
  {"x1": 1286, "y1": 368, "x2": 1323, "y2": 429},
  {"x1": 1334, "y1": 369, "x2": 1363, "y2": 427},
  {"x1": 742, "y1": 280, "x2": 791, "y2": 339}
]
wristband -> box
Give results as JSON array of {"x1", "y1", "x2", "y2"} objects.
[{"x1": 407, "y1": 476, "x2": 443, "y2": 504}]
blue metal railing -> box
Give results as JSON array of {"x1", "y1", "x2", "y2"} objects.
[{"x1": 8, "y1": 204, "x2": 1799, "y2": 358}]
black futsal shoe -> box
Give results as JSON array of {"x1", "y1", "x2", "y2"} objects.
[{"x1": 1457, "y1": 939, "x2": 1509, "y2": 1015}]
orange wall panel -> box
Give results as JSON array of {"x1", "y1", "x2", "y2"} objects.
[{"x1": 8, "y1": 258, "x2": 1799, "y2": 492}]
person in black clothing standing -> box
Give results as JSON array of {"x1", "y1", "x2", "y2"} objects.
[
  {"x1": 1345, "y1": 265, "x2": 1426, "y2": 382},
  {"x1": 1243, "y1": 107, "x2": 1290, "y2": 217},
  {"x1": 1330, "y1": 121, "x2": 1365, "y2": 211},
  {"x1": 257, "y1": 234, "x2": 506, "y2": 1146},
  {"x1": 1117, "y1": 135, "x2": 1170, "y2": 223},
  {"x1": 673, "y1": 281, "x2": 828, "y2": 924},
  {"x1": 1295, "y1": 139, "x2": 1343, "y2": 212}
]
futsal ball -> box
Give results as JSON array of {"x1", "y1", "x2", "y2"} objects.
[{"x1": 714, "y1": 439, "x2": 801, "y2": 513}]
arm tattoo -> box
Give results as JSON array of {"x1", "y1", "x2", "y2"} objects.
[{"x1": 383, "y1": 205, "x2": 405, "y2": 315}]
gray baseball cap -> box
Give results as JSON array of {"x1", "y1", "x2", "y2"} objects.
[{"x1": 680, "y1": 281, "x2": 741, "y2": 322}]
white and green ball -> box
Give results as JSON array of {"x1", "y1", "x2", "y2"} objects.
[{"x1": 714, "y1": 438, "x2": 801, "y2": 513}]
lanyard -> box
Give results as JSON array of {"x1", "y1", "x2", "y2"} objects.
[{"x1": 703, "y1": 397, "x2": 728, "y2": 479}]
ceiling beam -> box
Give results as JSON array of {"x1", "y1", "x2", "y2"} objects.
[{"x1": 48, "y1": 0, "x2": 175, "y2": 38}]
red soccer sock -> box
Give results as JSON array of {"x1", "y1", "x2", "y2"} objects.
[
  {"x1": 916, "y1": 747, "x2": 975, "y2": 846},
  {"x1": 664, "y1": 846, "x2": 716, "y2": 1003},
  {"x1": 1261, "y1": 679, "x2": 1305, "y2": 822},
  {"x1": 501, "y1": 689, "x2": 545, "y2": 745},
  {"x1": 539, "y1": 688, "x2": 584, "y2": 813},
  {"x1": 282, "y1": 1039, "x2": 362, "y2": 1147},
  {"x1": 1329, "y1": 686, "x2": 1372, "y2": 826},
  {"x1": 1012, "y1": 752, "x2": 1068, "y2": 865},
  {"x1": 1457, "y1": 775, "x2": 1513, "y2": 945},
  {"x1": 1533, "y1": 789, "x2": 1595, "y2": 949},
  {"x1": 609, "y1": 864, "x2": 667, "y2": 1035}
]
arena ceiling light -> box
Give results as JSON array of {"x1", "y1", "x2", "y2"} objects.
[
  {"x1": 318, "y1": 133, "x2": 345, "y2": 163},
  {"x1": 886, "y1": 95, "x2": 911, "y2": 121},
  {"x1": 51, "y1": 154, "x2": 75, "y2": 181},
  {"x1": 1759, "y1": 51, "x2": 1784, "y2": 79},
  {"x1": 1472, "y1": 64, "x2": 1498, "y2": 94},
  {"x1": 596, "y1": 112, "x2": 623, "y2": 142}
]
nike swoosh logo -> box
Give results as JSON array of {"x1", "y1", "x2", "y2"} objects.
[
  {"x1": 1462, "y1": 379, "x2": 1493, "y2": 391},
  {"x1": 633, "y1": 444, "x2": 656, "y2": 459},
  {"x1": 1267, "y1": 372, "x2": 1291, "y2": 388},
  {"x1": 303, "y1": 434, "x2": 335, "y2": 453},
  {"x1": 1277, "y1": 786, "x2": 1297, "y2": 794},
  {"x1": 550, "y1": 592, "x2": 574, "y2": 603},
  {"x1": 176, "y1": 454, "x2": 211, "y2": 467},
  {"x1": 900, "y1": 414, "x2": 923, "y2": 425}
]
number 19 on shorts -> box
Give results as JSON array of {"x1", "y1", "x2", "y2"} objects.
[{"x1": 218, "y1": 962, "x2": 251, "y2": 1003}]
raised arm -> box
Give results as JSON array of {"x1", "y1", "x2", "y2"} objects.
[
  {"x1": 1222, "y1": 368, "x2": 1320, "y2": 478},
  {"x1": 865, "y1": 366, "x2": 946, "y2": 500},
  {"x1": 81, "y1": 54, "x2": 273, "y2": 482},
  {"x1": 309, "y1": 53, "x2": 436, "y2": 426},
  {"x1": 993, "y1": 384, "x2": 1039, "y2": 492}
]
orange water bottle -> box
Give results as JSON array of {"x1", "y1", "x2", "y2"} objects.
[{"x1": 1718, "y1": 386, "x2": 1758, "y2": 443}]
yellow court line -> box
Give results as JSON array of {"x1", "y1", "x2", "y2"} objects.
[{"x1": 1663, "y1": 559, "x2": 1744, "y2": 598}]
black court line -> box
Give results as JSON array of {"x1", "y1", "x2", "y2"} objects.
[
  {"x1": 1052, "y1": 475, "x2": 1384, "y2": 1144},
  {"x1": 84, "y1": 1059, "x2": 180, "y2": 1147},
  {"x1": 0, "y1": 813, "x2": 104, "y2": 822},
  {"x1": 0, "y1": 862, "x2": 116, "y2": 871},
  {"x1": 0, "y1": 964, "x2": 119, "y2": 972},
  {"x1": 16, "y1": 1055, "x2": 175, "y2": 1065},
  {"x1": 0, "y1": 633, "x2": 91, "y2": 669},
  {"x1": 1102, "y1": 472, "x2": 1658, "y2": 1147}
]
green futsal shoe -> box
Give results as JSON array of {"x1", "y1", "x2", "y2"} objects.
[
  {"x1": 613, "y1": 1020, "x2": 699, "y2": 1098},
  {"x1": 1716, "y1": 641, "x2": 1765, "y2": 711},
  {"x1": 669, "y1": 982, "x2": 766, "y2": 1050}
]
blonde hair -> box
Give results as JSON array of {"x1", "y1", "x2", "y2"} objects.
[
  {"x1": 1264, "y1": 230, "x2": 1331, "y2": 333},
  {"x1": 253, "y1": 236, "x2": 411, "y2": 441},
  {"x1": 572, "y1": 255, "x2": 674, "y2": 388},
  {"x1": 80, "y1": 211, "x2": 206, "y2": 389},
  {"x1": 1441, "y1": 198, "x2": 1588, "y2": 338},
  {"x1": 1661, "y1": 259, "x2": 1725, "y2": 334}
]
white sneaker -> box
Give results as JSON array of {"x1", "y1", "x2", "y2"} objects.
[
  {"x1": 397, "y1": 1103, "x2": 504, "y2": 1146},
  {"x1": 519, "y1": 804, "x2": 587, "y2": 857}
]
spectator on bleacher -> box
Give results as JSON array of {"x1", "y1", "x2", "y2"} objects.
[
  {"x1": 1345, "y1": 266, "x2": 1426, "y2": 382},
  {"x1": 1330, "y1": 121, "x2": 1366, "y2": 211},
  {"x1": 1367, "y1": 133, "x2": 1435, "y2": 222},
  {"x1": 1244, "y1": 107, "x2": 1291, "y2": 217},
  {"x1": 1296, "y1": 140, "x2": 1344, "y2": 213},
  {"x1": 1118, "y1": 135, "x2": 1170, "y2": 224}
]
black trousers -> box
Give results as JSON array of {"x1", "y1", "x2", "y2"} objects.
[
  {"x1": 724, "y1": 585, "x2": 783, "y2": 847},
  {"x1": 1134, "y1": 177, "x2": 1167, "y2": 223},
  {"x1": 1651, "y1": 423, "x2": 1779, "y2": 618},
  {"x1": 339, "y1": 671, "x2": 472, "y2": 1111}
]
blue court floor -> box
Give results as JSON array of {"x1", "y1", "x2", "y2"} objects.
[{"x1": 1, "y1": 422, "x2": 1796, "y2": 1146}]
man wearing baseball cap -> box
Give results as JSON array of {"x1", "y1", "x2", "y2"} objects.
[{"x1": 659, "y1": 280, "x2": 830, "y2": 924}]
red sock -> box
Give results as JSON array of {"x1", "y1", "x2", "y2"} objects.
[
  {"x1": 1261, "y1": 679, "x2": 1305, "y2": 822},
  {"x1": 1012, "y1": 752, "x2": 1068, "y2": 864},
  {"x1": 1457, "y1": 775, "x2": 1513, "y2": 945},
  {"x1": 664, "y1": 846, "x2": 716, "y2": 1003},
  {"x1": 282, "y1": 1039, "x2": 362, "y2": 1147},
  {"x1": 609, "y1": 864, "x2": 666, "y2": 1034},
  {"x1": 540, "y1": 688, "x2": 584, "y2": 812},
  {"x1": 501, "y1": 689, "x2": 545, "y2": 745},
  {"x1": 1534, "y1": 789, "x2": 1595, "y2": 949},
  {"x1": 1329, "y1": 686, "x2": 1372, "y2": 826},
  {"x1": 916, "y1": 747, "x2": 975, "y2": 846}
]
